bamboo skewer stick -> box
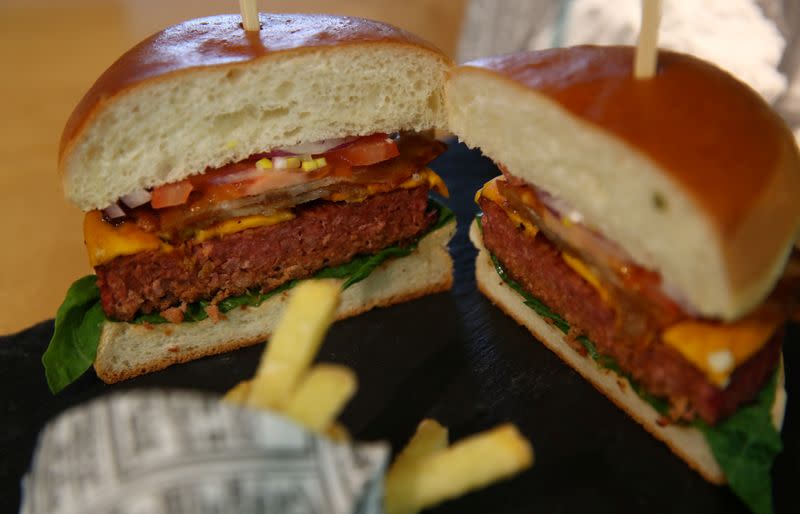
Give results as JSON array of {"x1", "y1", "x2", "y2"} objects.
[
  {"x1": 239, "y1": 0, "x2": 260, "y2": 31},
  {"x1": 634, "y1": 0, "x2": 663, "y2": 79}
]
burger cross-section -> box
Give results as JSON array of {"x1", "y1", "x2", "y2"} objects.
[
  {"x1": 447, "y1": 46, "x2": 800, "y2": 512},
  {"x1": 44, "y1": 13, "x2": 456, "y2": 390}
]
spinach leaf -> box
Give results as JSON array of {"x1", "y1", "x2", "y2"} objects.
[
  {"x1": 697, "y1": 372, "x2": 782, "y2": 514},
  {"x1": 479, "y1": 213, "x2": 781, "y2": 513},
  {"x1": 316, "y1": 246, "x2": 414, "y2": 288},
  {"x1": 133, "y1": 286, "x2": 295, "y2": 325},
  {"x1": 42, "y1": 276, "x2": 104, "y2": 393},
  {"x1": 430, "y1": 198, "x2": 456, "y2": 231},
  {"x1": 218, "y1": 281, "x2": 296, "y2": 312}
]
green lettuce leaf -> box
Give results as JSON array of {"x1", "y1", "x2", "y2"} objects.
[
  {"x1": 430, "y1": 197, "x2": 457, "y2": 231},
  {"x1": 478, "y1": 213, "x2": 781, "y2": 514},
  {"x1": 316, "y1": 246, "x2": 414, "y2": 288},
  {"x1": 43, "y1": 199, "x2": 455, "y2": 392},
  {"x1": 697, "y1": 372, "x2": 782, "y2": 514},
  {"x1": 41, "y1": 276, "x2": 105, "y2": 394}
]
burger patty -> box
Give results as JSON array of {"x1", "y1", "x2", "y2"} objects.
[
  {"x1": 479, "y1": 198, "x2": 782, "y2": 425},
  {"x1": 97, "y1": 186, "x2": 436, "y2": 321}
]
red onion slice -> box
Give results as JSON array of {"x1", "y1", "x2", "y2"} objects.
[
  {"x1": 103, "y1": 203, "x2": 126, "y2": 219},
  {"x1": 120, "y1": 189, "x2": 152, "y2": 208},
  {"x1": 274, "y1": 137, "x2": 357, "y2": 156},
  {"x1": 207, "y1": 165, "x2": 264, "y2": 185},
  {"x1": 262, "y1": 149, "x2": 294, "y2": 157}
]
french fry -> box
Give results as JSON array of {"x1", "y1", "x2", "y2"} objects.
[
  {"x1": 222, "y1": 379, "x2": 252, "y2": 405},
  {"x1": 222, "y1": 280, "x2": 534, "y2": 513},
  {"x1": 245, "y1": 280, "x2": 341, "y2": 410},
  {"x1": 325, "y1": 422, "x2": 351, "y2": 443},
  {"x1": 283, "y1": 364, "x2": 357, "y2": 432},
  {"x1": 389, "y1": 419, "x2": 448, "y2": 474},
  {"x1": 384, "y1": 424, "x2": 534, "y2": 514}
]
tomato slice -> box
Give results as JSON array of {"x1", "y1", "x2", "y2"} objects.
[
  {"x1": 151, "y1": 179, "x2": 194, "y2": 209},
  {"x1": 148, "y1": 134, "x2": 400, "y2": 210},
  {"x1": 326, "y1": 134, "x2": 399, "y2": 166}
]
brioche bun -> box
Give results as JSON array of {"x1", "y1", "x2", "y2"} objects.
[
  {"x1": 60, "y1": 13, "x2": 452, "y2": 211},
  {"x1": 447, "y1": 46, "x2": 800, "y2": 320}
]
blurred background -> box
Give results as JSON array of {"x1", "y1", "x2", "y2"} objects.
[{"x1": 1, "y1": 0, "x2": 798, "y2": 334}]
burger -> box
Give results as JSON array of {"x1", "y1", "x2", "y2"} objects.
[
  {"x1": 43, "y1": 14, "x2": 456, "y2": 392},
  {"x1": 446, "y1": 46, "x2": 800, "y2": 512}
]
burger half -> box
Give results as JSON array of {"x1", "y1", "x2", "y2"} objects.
[
  {"x1": 44, "y1": 14, "x2": 456, "y2": 392},
  {"x1": 446, "y1": 46, "x2": 800, "y2": 513}
]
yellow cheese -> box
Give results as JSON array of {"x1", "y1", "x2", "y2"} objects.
[
  {"x1": 328, "y1": 190, "x2": 369, "y2": 203},
  {"x1": 561, "y1": 252, "x2": 610, "y2": 303},
  {"x1": 475, "y1": 177, "x2": 538, "y2": 237},
  {"x1": 662, "y1": 312, "x2": 784, "y2": 387},
  {"x1": 474, "y1": 176, "x2": 503, "y2": 204},
  {"x1": 194, "y1": 211, "x2": 296, "y2": 242},
  {"x1": 334, "y1": 168, "x2": 449, "y2": 202},
  {"x1": 401, "y1": 167, "x2": 449, "y2": 197},
  {"x1": 84, "y1": 211, "x2": 164, "y2": 267},
  {"x1": 85, "y1": 210, "x2": 295, "y2": 266}
]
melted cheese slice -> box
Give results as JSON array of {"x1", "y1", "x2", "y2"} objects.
[
  {"x1": 194, "y1": 212, "x2": 295, "y2": 242},
  {"x1": 409, "y1": 167, "x2": 449, "y2": 197},
  {"x1": 662, "y1": 312, "x2": 783, "y2": 387},
  {"x1": 84, "y1": 210, "x2": 294, "y2": 267},
  {"x1": 561, "y1": 252, "x2": 610, "y2": 303},
  {"x1": 475, "y1": 177, "x2": 538, "y2": 237},
  {"x1": 84, "y1": 211, "x2": 163, "y2": 267},
  {"x1": 330, "y1": 168, "x2": 449, "y2": 202}
]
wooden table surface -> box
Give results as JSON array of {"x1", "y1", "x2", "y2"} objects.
[{"x1": 0, "y1": 0, "x2": 464, "y2": 335}]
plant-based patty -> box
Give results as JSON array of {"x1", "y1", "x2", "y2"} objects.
[
  {"x1": 479, "y1": 198, "x2": 782, "y2": 425},
  {"x1": 98, "y1": 186, "x2": 435, "y2": 321}
]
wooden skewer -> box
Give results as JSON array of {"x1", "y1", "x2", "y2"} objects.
[
  {"x1": 634, "y1": 0, "x2": 663, "y2": 79},
  {"x1": 239, "y1": 0, "x2": 260, "y2": 31}
]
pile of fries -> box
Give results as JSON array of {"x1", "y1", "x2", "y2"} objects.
[{"x1": 224, "y1": 280, "x2": 534, "y2": 514}]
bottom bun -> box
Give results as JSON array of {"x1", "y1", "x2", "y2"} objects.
[
  {"x1": 94, "y1": 220, "x2": 456, "y2": 383},
  {"x1": 470, "y1": 220, "x2": 786, "y2": 485}
]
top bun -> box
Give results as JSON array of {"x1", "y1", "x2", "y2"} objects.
[
  {"x1": 446, "y1": 46, "x2": 800, "y2": 321},
  {"x1": 60, "y1": 13, "x2": 452, "y2": 211}
]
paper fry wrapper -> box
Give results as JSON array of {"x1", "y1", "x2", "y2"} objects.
[{"x1": 20, "y1": 390, "x2": 388, "y2": 514}]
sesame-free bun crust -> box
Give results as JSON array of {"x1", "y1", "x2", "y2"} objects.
[
  {"x1": 447, "y1": 47, "x2": 800, "y2": 320},
  {"x1": 469, "y1": 221, "x2": 787, "y2": 484},
  {"x1": 61, "y1": 13, "x2": 452, "y2": 211},
  {"x1": 94, "y1": 220, "x2": 455, "y2": 383}
]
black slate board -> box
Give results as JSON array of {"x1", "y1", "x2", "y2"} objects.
[{"x1": 1, "y1": 142, "x2": 797, "y2": 514}]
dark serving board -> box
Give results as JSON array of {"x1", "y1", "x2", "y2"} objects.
[{"x1": 1, "y1": 142, "x2": 797, "y2": 514}]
